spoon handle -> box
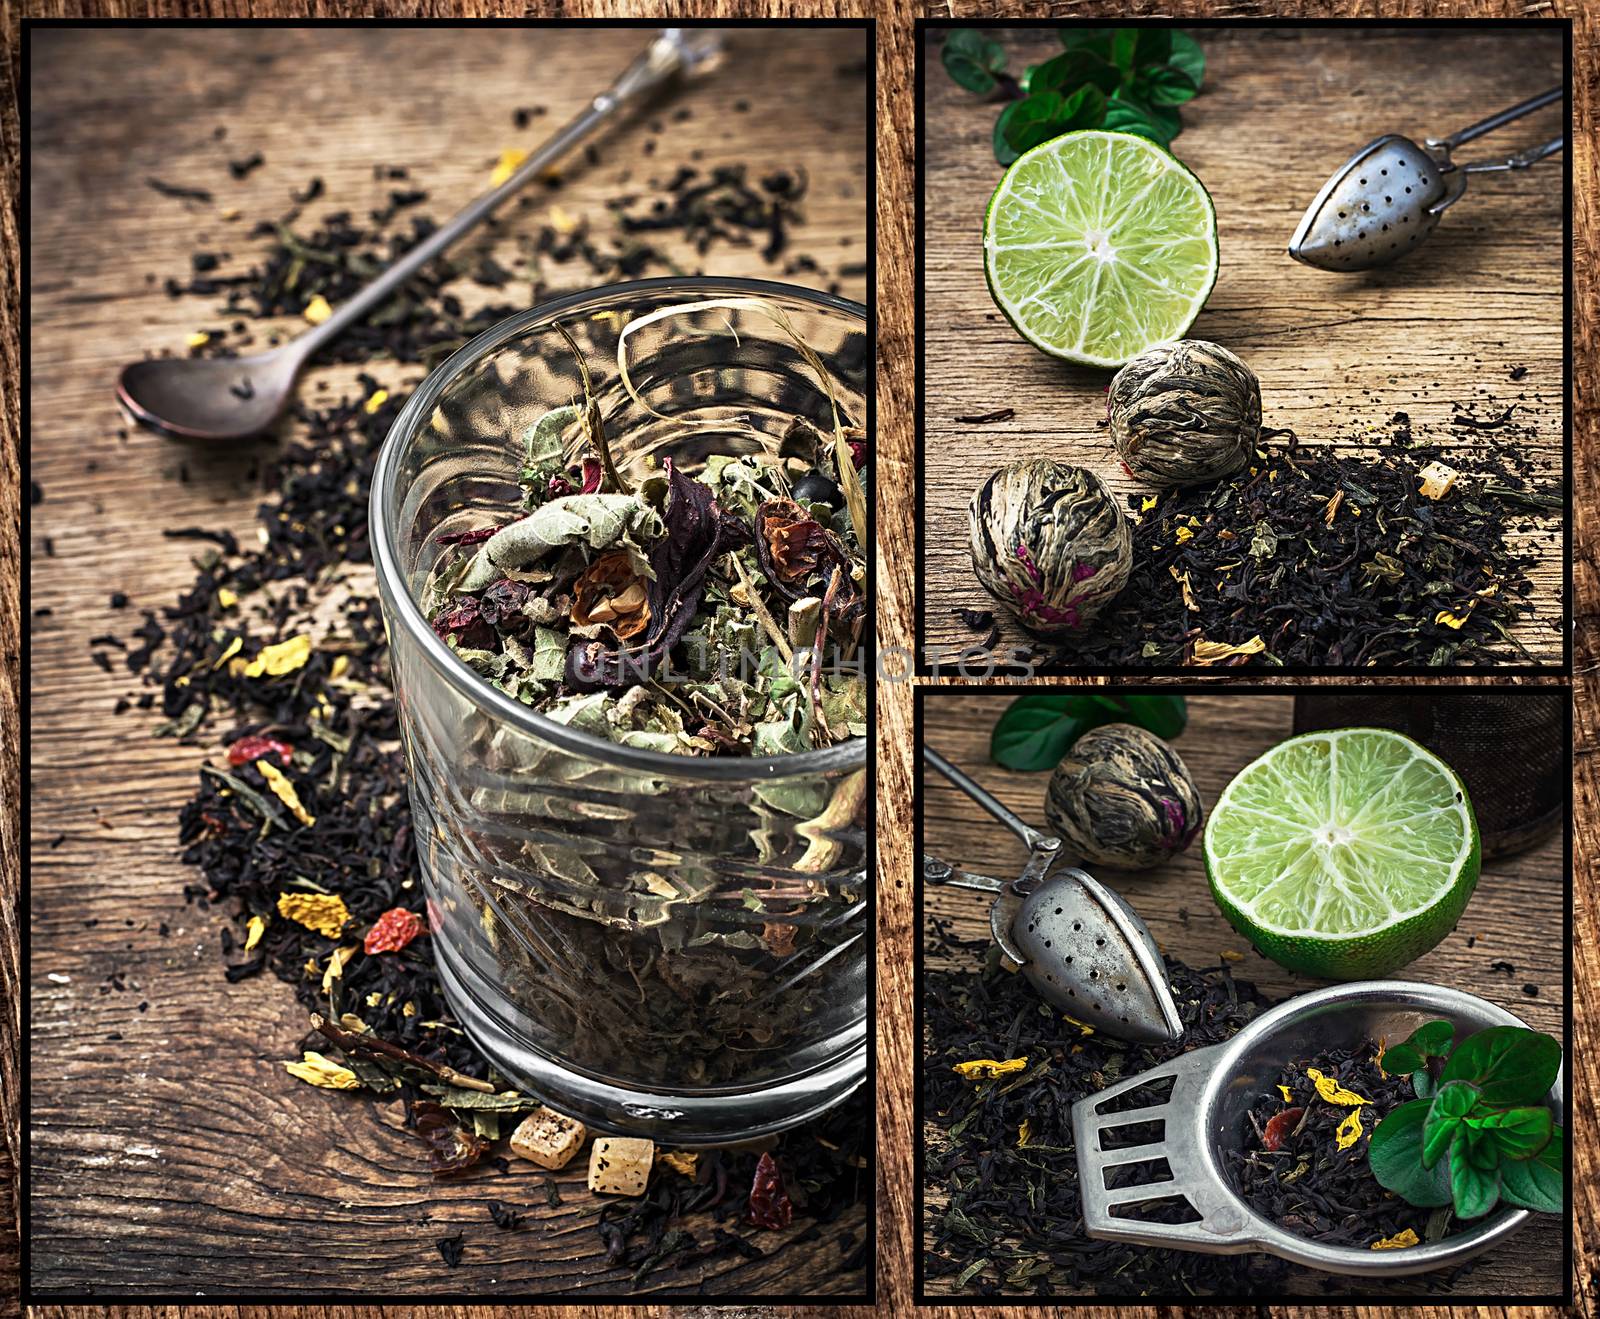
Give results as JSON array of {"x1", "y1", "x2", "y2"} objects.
[{"x1": 296, "y1": 28, "x2": 720, "y2": 359}]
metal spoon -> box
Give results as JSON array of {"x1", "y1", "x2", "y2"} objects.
[
  {"x1": 116, "y1": 28, "x2": 723, "y2": 441},
  {"x1": 1289, "y1": 85, "x2": 1563, "y2": 272},
  {"x1": 923, "y1": 746, "x2": 1182, "y2": 1045}
]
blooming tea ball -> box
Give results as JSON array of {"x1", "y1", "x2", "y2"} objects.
[
  {"x1": 968, "y1": 460, "x2": 1132, "y2": 638},
  {"x1": 1044, "y1": 724, "x2": 1203, "y2": 871},
  {"x1": 1108, "y1": 340, "x2": 1261, "y2": 488}
]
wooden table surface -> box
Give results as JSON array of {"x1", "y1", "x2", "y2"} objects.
[
  {"x1": 919, "y1": 692, "x2": 1566, "y2": 1298},
  {"x1": 917, "y1": 27, "x2": 1566, "y2": 668},
  {"x1": 25, "y1": 23, "x2": 869, "y2": 1299}
]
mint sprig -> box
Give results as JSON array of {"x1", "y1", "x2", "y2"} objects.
[{"x1": 942, "y1": 27, "x2": 1206, "y2": 165}]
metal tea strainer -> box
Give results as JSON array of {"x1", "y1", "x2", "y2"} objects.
[
  {"x1": 922, "y1": 746, "x2": 1183, "y2": 1045},
  {"x1": 1290, "y1": 85, "x2": 1564, "y2": 272}
]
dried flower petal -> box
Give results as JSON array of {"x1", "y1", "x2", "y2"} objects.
[
  {"x1": 227, "y1": 734, "x2": 293, "y2": 767},
  {"x1": 1334, "y1": 1106, "x2": 1364, "y2": 1150},
  {"x1": 745, "y1": 1150, "x2": 793, "y2": 1230},
  {"x1": 1262, "y1": 1106, "x2": 1304, "y2": 1151},
  {"x1": 413, "y1": 1100, "x2": 490, "y2": 1176},
  {"x1": 572, "y1": 552, "x2": 651, "y2": 640},
  {"x1": 240, "y1": 634, "x2": 313, "y2": 678},
  {"x1": 277, "y1": 892, "x2": 351, "y2": 940},
  {"x1": 1306, "y1": 1067, "x2": 1369, "y2": 1107},
  {"x1": 953, "y1": 1057, "x2": 1027, "y2": 1080},
  {"x1": 285, "y1": 1050, "x2": 361, "y2": 1090},
  {"x1": 1372, "y1": 1228, "x2": 1420, "y2": 1250},
  {"x1": 257, "y1": 760, "x2": 316, "y2": 827}
]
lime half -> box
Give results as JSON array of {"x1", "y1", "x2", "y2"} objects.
[
  {"x1": 984, "y1": 130, "x2": 1219, "y2": 368},
  {"x1": 1203, "y1": 729, "x2": 1480, "y2": 980}
]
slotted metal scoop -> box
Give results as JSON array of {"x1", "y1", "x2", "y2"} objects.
[
  {"x1": 1290, "y1": 86, "x2": 1563, "y2": 272},
  {"x1": 922, "y1": 746, "x2": 1182, "y2": 1045}
]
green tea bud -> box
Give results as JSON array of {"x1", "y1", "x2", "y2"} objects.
[{"x1": 1109, "y1": 339, "x2": 1260, "y2": 488}]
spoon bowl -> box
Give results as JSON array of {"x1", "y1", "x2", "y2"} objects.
[{"x1": 117, "y1": 349, "x2": 303, "y2": 441}]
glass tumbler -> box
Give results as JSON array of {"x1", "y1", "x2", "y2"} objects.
[{"x1": 372, "y1": 277, "x2": 871, "y2": 1143}]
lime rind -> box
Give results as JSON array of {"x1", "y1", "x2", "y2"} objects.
[
  {"x1": 983, "y1": 129, "x2": 1219, "y2": 368},
  {"x1": 1205, "y1": 729, "x2": 1477, "y2": 942}
]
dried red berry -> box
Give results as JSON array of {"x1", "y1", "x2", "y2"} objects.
[
  {"x1": 365, "y1": 907, "x2": 427, "y2": 955},
  {"x1": 226, "y1": 734, "x2": 293, "y2": 767},
  {"x1": 745, "y1": 1150, "x2": 793, "y2": 1229},
  {"x1": 1263, "y1": 1106, "x2": 1304, "y2": 1152}
]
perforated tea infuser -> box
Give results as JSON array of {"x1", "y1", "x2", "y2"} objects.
[
  {"x1": 1072, "y1": 981, "x2": 1561, "y2": 1276},
  {"x1": 922, "y1": 746, "x2": 1183, "y2": 1046},
  {"x1": 1289, "y1": 86, "x2": 1563, "y2": 272}
]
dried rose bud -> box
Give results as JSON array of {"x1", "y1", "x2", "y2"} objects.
[{"x1": 572, "y1": 552, "x2": 651, "y2": 641}]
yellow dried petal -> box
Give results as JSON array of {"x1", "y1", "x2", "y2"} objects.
[
  {"x1": 1192, "y1": 636, "x2": 1266, "y2": 665},
  {"x1": 1277, "y1": 1085, "x2": 1294, "y2": 1104},
  {"x1": 659, "y1": 1151, "x2": 698, "y2": 1177},
  {"x1": 1372, "y1": 1228, "x2": 1420, "y2": 1250},
  {"x1": 953, "y1": 1057, "x2": 1027, "y2": 1080},
  {"x1": 186, "y1": 331, "x2": 212, "y2": 349},
  {"x1": 244, "y1": 914, "x2": 267, "y2": 952},
  {"x1": 258, "y1": 760, "x2": 316, "y2": 827},
  {"x1": 1375, "y1": 1039, "x2": 1388, "y2": 1078},
  {"x1": 278, "y1": 892, "x2": 351, "y2": 939},
  {"x1": 329, "y1": 655, "x2": 350, "y2": 680},
  {"x1": 1175, "y1": 525, "x2": 1194, "y2": 544},
  {"x1": 213, "y1": 635, "x2": 244, "y2": 671},
  {"x1": 217, "y1": 588, "x2": 239, "y2": 609},
  {"x1": 321, "y1": 945, "x2": 358, "y2": 993},
  {"x1": 1017, "y1": 1119, "x2": 1033, "y2": 1148},
  {"x1": 1139, "y1": 495, "x2": 1158, "y2": 513},
  {"x1": 1435, "y1": 607, "x2": 1472, "y2": 630},
  {"x1": 1219, "y1": 949, "x2": 1244, "y2": 962},
  {"x1": 490, "y1": 148, "x2": 528, "y2": 187},
  {"x1": 548, "y1": 204, "x2": 579, "y2": 235},
  {"x1": 1335, "y1": 1106, "x2": 1364, "y2": 1150},
  {"x1": 364, "y1": 388, "x2": 389, "y2": 414},
  {"x1": 243, "y1": 634, "x2": 312, "y2": 678},
  {"x1": 303, "y1": 294, "x2": 332, "y2": 325},
  {"x1": 285, "y1": 1051, "x2": 360, "y2": 1090},
  {"x1": 1418, "y1": 461, "x2": 1458, "y2": 500},
  {"x1": 1307, "y1": 1068, "x2": 1369, "y2": 1107},
  {"x1": 1061, "y1": 1015, "x2": 1094, "y2": 1037}
]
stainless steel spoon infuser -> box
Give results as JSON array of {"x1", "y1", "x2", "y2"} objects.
[
  {"x1": 922, "y1": 746, "x2": 1183, "y2": 1046},
  {"x1": 1289, "y1": 86, "x2": 1563, "y2": 272},
  {"x1": 116, "y1": 28, "x2": 723, "y2": 441}
]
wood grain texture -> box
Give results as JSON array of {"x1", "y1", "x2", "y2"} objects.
[
  {"x1": 920, "y1": 693, "x2": 1565, "y2": 1297},
  {"x1": 918, "y1": 26, "x2": 1565, "y2": 668},
  {"x1": 23, "y1": 21, "x2": 870, "y2": 1301},
  {"x1": 3, "y1": 3, "x2": 1597, "y2": 1319}
]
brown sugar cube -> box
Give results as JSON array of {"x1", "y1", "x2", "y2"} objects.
[
  {"x1": 508, "y1": 1106, "x2": 587, "y2": 1171},
  {"x1": 587, "y1": 1136, "x2": 654, "y2": 1196}
]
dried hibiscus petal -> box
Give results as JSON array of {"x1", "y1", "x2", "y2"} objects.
[
  {"x1": 566, "y1": 460, "x2": 750, "y2": 690},
  {"x1": 431, "y1": 595, "x2": 496, "y2": 650},
  {"x1": 478, "y1": 577, "x2": 532, "y2": 628},
  {"x1": 226, "y1": 734, "x2": 293, "y2": 767},
  {"x1": 1262, "y1": 1106, "x2": 1304, "y2": 1152},
  {"x1": 365, "y1": 907, "x2": 427, "y2": 955},
  {"x1": 745, "y1": 1150, "x2": 793, "y2": 1229},
  {"x1": 413, "y1": 1100, "x2": 489, "y2": 1176}
]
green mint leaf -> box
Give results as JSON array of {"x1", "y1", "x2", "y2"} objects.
[
  {"x1": 1404, "y1": 1019, "x2": 1456, "y2": 1060},
  {"x1": 1109, "y1": 30, "x2": 1139, "y2": 74},
  {"x1": 1499, "y1": 1126, "x2": 1563, "y2": 1213},
  {"x1": 1113, "y1": 89, "x2": 1181, "y2": 144},
  {"x1": 1422, "y1": 1080, "x2": 1475, "y2": 1169},
  {"x1": 996, "y1": 86, "x2": 1107, "y2": 164},
  {"x1": 1369, "y1": 1098, "x2": 1453, "y2": 1208},
  {"x1": 1026, "y1": 49, "x2": 1120, "y2": 97},
  {"x1": 989, "y1": 695, "x2": 1094, "y2": 770},
  {"x1": 1442, "y1": 1026, "x2": 1562, "y2": 1106},
  {"x1": 1059, "y1": 28, "x2": 1114, "y2": 58},
  {"x1": 1133, "y1": 29, "x2": 1173, "y2": 67},
  {"x1": 1141, "y1": 64, "x2": 1201, "y2": 108},
  {"x1": 1449, "y1": 1130, "x2": 1502, "y2": 1219},
  {"x1": 1382, "y1": 1044, "x2": 1423, "y2": 1077},
  {"x1": 942, "y1": 29, "x2": 1008, "y2": 97},
  {"x1": 1167, "y1": 31, "x2": 1206, "y2": 87},
  {"x1": 1116, "y1": 695, "x2": 1188, "y2": 738},
  {"x1": 1473, "y1": 1106, "x2": 1554, "y2": 1162},
  {"x1": 1411, "y1": 1068, "x2": 1437, "y2": 1100},
  {"x1": 1101, "y1": 100, "x2": 1168, "y2": 146}
]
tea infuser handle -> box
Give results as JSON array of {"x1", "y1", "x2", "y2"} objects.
[
  {"x1": 1426, "y1": 84, "x2": 1563, "y2": 157},
  {"x1": 1457, "y1": 134, "x2": 1566, "y2": 174},
  {"x1": 922, "y1": 855, "x2": 1007, "y2": 895},
  {"x1": 922, "y1": 746, "x2": 1062, "y2": 857},
  {"x1": 296, "y1": 29, "x2": 719, "y2": 359}
]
